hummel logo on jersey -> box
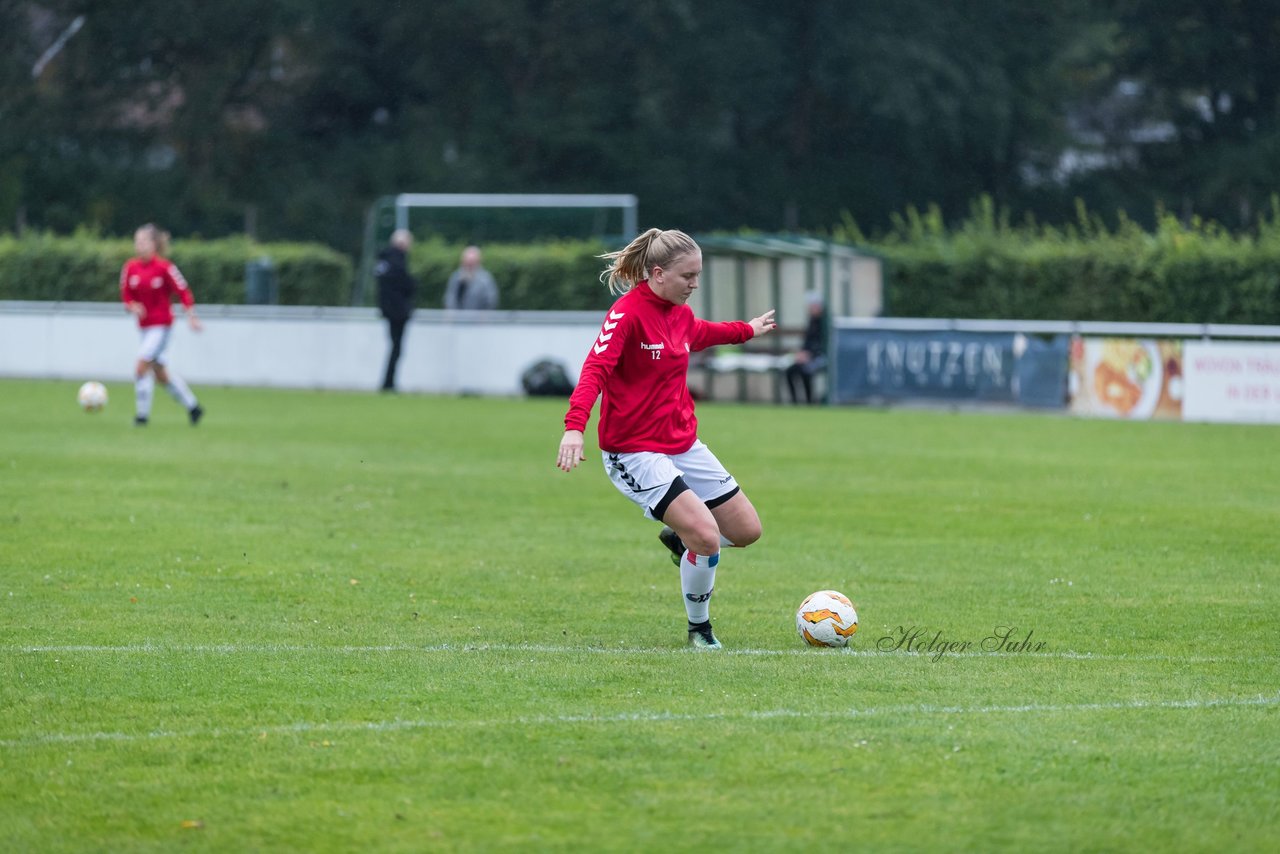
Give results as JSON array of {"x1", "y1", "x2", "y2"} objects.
[
  {"x1": 640, "y1": 342, "x2": 664, "y2": 360},
  {"x1": 594, "y1": 311, "x2": 624, "y2": 354}
]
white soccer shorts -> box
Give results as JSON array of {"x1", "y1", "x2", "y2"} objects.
[
  {"x1": 137, "y1": 326, "x2": 172, "y2": 364},
  {"x1": 602, "y1": 439, "x2": 739, "y2": 521}
]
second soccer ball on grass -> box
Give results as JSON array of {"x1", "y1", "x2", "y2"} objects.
[{"x1": 78, "y1": 381, "x2": 108, "y2": 412}]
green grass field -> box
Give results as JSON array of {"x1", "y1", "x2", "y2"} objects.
[{"x1": 2, "y1": 378, "x2": 1277, "y2": 852}]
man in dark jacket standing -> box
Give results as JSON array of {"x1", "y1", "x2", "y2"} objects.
[{"x1": 376, "y1": 229, "x2": 418, "y2": 392}]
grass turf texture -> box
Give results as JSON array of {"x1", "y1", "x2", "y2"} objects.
[{"x1": 1, "y1": 378, "x2": 1277, "y2": 852}]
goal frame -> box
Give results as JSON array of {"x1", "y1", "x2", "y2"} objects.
[{"x1": 355, "y1": 192, "x2": 638, "y2": 306}]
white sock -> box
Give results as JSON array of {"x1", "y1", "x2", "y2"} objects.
[
  {"x1": 164, "y1": 372, "x2": 198, "y2": 409},
  {"x1": 135, "y1": 374, "x2": 155, "y2": 419},
  {"x1": 720, "y1": 534, "x2": 736, "y2": 548},
  {"x1": 681, "y1": 550, "x2": 718, "y2": 624}
]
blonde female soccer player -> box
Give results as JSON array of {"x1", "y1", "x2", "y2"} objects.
[
  {"x1": 120, "y1": 223, "x2": 204, "y2": 426},
  {"x1": 556, "y1": 228, "x2": 776, "y2": 649}
]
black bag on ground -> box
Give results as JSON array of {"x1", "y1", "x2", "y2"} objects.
[{"x1": 521, "y1": 359, "x2": 576, "y2": 397}]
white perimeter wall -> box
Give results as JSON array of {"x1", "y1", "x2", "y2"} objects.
[{"x1": 0, "y1": 302, "x2": 603, "y2": 395}]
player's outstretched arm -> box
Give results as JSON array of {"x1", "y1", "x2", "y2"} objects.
[
  {"x1": 749, "y1": 309, "x2": 778, "y2": 337},
  {"x1": 557, "y1": 429, "x2": 586, "y2": 472}
]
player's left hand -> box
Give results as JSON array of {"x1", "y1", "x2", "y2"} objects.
[
  {"x1": 749, "y1": 309, "x2": 777, "y2": 337},
  {"x1": 188, "y1": 313, "x2": 203, "y2": 332}
]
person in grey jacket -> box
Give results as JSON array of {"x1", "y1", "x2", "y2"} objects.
[{"x1": 444, "y1": 245, "x2": 499, "y2": 311}]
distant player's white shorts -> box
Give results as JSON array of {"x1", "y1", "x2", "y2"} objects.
[
  {"x1": 137, "y1": 326, "x2": 171, "y2": 364},
  {"x1": 602, "y1": 439, "x2": 739, "y2": 521}
]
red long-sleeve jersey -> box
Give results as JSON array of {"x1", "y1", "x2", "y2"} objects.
[
  {"x1": 120, "y1": 256, "x2": 195, "y2": 328},
  {"x1": 565, "y1": 281, "x2": 754, "y2": 454}
]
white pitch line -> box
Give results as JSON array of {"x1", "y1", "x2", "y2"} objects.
[
  {"x1": 1, "y1": 694, "x2": 1276, "y2": 750},
  {"x1": 5, "y1": 643, "x2": 1274, "y2": 664}
]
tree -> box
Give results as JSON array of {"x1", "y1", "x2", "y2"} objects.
[
  {"x1": 1073, "y1": 0, "x2": 1280, "y2": 228},
  {"x1": 1, "y1": 0, "x2": 1142, "y2": 252}
]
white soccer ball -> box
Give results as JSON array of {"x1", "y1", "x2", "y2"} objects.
[
  {"x1": 77, "y1": 381, "x2": 108, "y2": 412},
  {"x1": 796, "y1": 590, "x2": 859, "y2": 647}
]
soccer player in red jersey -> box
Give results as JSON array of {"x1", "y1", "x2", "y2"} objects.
[
  {"x1": 120, "y1": 224, "x2": 204, "y2": 426},
  {"x1": 556, "y1": 228, "x2": 776, "y2": 649}
]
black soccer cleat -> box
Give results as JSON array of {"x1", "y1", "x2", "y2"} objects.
[
  {"x1": 687, "y1": 621, "x2": 722, "y2": 650},
  {"x1": 189, "y1": 405, "x2": 204, "y2": 426},
  {"x1": 134, "y1": 416, "x2": 148, "y2": 427},
  {"x1": 658, "y1": 526, "x2": 685, "y2": 567}
]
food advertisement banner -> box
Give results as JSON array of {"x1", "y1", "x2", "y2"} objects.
[
  {"x1": 1182, "y1": 342, "x2": 1280, "y2": 424},
  {"x1": 1068, "y1": 337, "x2": 1183, "y2": 420}
]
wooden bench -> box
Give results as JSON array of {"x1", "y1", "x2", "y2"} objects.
[{"x1": 689, "y1": 327, "x2": 819, "y2": 403}]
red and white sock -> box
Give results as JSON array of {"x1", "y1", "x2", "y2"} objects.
[{"x1": 681, "y1": 550, "x2": 719, "y2": 624}]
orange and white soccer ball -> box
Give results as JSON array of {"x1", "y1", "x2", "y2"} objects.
[
  {"x1": 796, "y1": 590, "x2": 859, "y2": 647},
  {"x1": 77, "y1": 381, "x2": 108, "y2": 412}
]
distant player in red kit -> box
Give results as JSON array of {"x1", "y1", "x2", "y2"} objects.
[
  {"x1": 556, "y1": 228, "x2": 776, "y2": 649},
  {"x1": 120, "y1": 224, "x2": 204, "y2": 426}
]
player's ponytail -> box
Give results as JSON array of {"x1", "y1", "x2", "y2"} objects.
[{"x1": 599, "y1": 228, "x2": 699, "y2": 295}]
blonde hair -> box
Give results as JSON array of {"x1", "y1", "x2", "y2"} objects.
[
  {"x1": 598, "y1": 228, "x2": 699, "y2": 295},
  {"x1": 136, "y1": 223, "x2": 171, "y2": 257}
]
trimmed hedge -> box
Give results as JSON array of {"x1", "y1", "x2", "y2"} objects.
[
  {"x1": 846, "y1": 201, "x2": 1280, "y2": 324},
  {"x1": 0, "y1": 233, "x2": 352, "y2": 306},
  {"x1": 0, "y1": 232, "x2": 619, "y2": 311},
  {"x1": 11, "y1": 209, "x2": 1280, "y2": 324}
]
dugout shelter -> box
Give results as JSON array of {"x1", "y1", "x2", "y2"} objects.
[{"x1": 688, "y1": 235, "x2": 884, "y2": 403}]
